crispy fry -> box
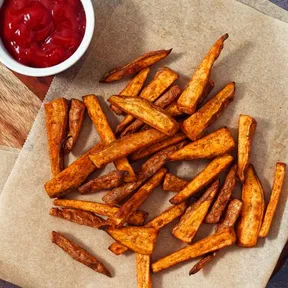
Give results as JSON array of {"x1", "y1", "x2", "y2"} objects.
[
  {"x1": 162, "y1": 173, "x2": 188, "y2": 192},
  {"x1": 181, "y1": 82, "x2": 235, "y2": 141},
  {"x1": 106, "y1": 226, "x2": 158, "y2": 255},
  {"x1": 44, "y1": 98, "x2": 69, "y2": 176},
  {"x1": 136, "y1": 254, "x2": 152, "y2": 288},
  {"x1": 237, "y1": 165, "x2": 265, "y2": 247},
  {"x1": 109, "y1": 96, "x2": 179, "y2": 136},
  {"x1": 189, "y1": 253, "x2": 216, "y2": 275},
  {"x1": 111, "y1": 68, "x2": 150, "y2": 115},
  {"x1": 151, "y1": 227, "x2": 236, "y2": 273},
  {"x1": 51, "y1": 231, "x2": 111, "y2": 277},
  {"x1": 169, "y1": 127, "x2": 235, "y2": 161},
  {"x1": 53, "y1": 199, "x2": 147, "y2": 226},
  {"x1": 237, "y1": 114, "x2": 257, "y2": 182},
  {"x1": 170, "y1": 154, "x2": 233, "y2": 205},
  {"x1": 198, "y1": 79, "x2": 215, "y2": 106},
  {"x1": 172, "y1": 180, "x2": 219, "y2": 243},
  {"x1": 45, "y1": 142, "x2": 104, "y2": 198},
  {"x1": 177, "y1": 34, "x2": 228, "y2": 114},
  {"x1": 259, "y1": 162, "x2": 286, "y2": 238},
  {"x1": 50, "y1": 208, "x2": 105, "y2": 228},
  {"x1": 205, "y1": 164, "x2": 237, "y2": 224},
  {"x1": 63, "y1": 99, "x2": 86, "y2": 154},
  {"x1": 100, "y1": 49, "x2": 172, "y2": 83},
  {"x1": 83, "y1": 95, "x2": 135, "y2": 182},
  {"x1": 78, "y1": 170, "x2": 127, "y2": 194}
]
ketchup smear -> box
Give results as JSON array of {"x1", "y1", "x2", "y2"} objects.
[{"x1": 0, "y1": 0, "x2": 86, "y2": 68}]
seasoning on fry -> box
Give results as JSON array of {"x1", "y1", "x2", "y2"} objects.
[{"x1": 162, "y1": 173, "x2": 188, "y2": 192}]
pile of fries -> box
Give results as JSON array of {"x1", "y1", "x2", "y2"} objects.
[{"x1": 44, "y1": 34, "x2": 286, "y2": 286}]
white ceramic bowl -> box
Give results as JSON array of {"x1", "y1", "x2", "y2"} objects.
[{"x1": 0, "y1": 0, "x2": 95, "y2": 77}]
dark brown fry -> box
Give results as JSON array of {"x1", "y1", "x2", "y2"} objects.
[{"x1": 162, "y1": 173, "x2": 188, "y2": 192}]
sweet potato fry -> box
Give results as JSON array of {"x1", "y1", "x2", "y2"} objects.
[
  {"x1": 189, "y1": 253, "x2": 216, "y2": 275},
  {"x1": 53, "y1": 199, "x2": 147, "y2": 226},
  {"x1": 78, "y1": 170, "x2": 127, "y2": 195},
  {"x1": 63, "y1": 99, "x2": 86, "y2": 154},
  {"x1": 83, "y1": 95, "x2": 135, "y2": 182},
  {"x1": 136, "y1": 254, "x2": 152, "y2": 288},
  {"x1": 44, "y1": 98, "x2": 69, "y2": 176},
  {"x1": 172, "y1": 180, "x2": 219, "y2": 243},
  {"x1": 100, "y1": 49, "x2": 172, "y2": 83},
  {"x1": 205, "y1": 164, "x2": 237, "y2": 224},
  {"x1": 237, "y1": 165, "x2": 265, "y2": 247},
  {"x1": 259, "y1": 162, "x2": 286, "y2": 238},
  {"x1": 50, "y1": 208, "x2": 105, "y2": 228},
  {"x1": 45, "y1": 142, "x2": 104, "y2": 198},
  {"x1": 169, "y1": 127, "x2": 235, "y2": 161},
  {"x1": 106, "y1": 226, "x2": 158, "y2": 255},
  {"x1": 51, "y1": 231, "x2": 111, "y2": 277},
  {"x1": 177, "y1": 34, "x2": 228, "y2": 114},
  {"x1": 162, "y1": 173, "x2": 188, "y2": 192},
  {"x1": 181, "y1": 82, "x2": 235, "y2": 141},
  {"x1": 151, "y1": 227, "x2": 236, "y2": 273},
  {"x1": 170, "y1": 154, "x2": 233, "y2": 205},
  {"x1": 198, "y1": 79, "x2": 215, "y2": 106},
  {"x1": 237, "y1": 114, "x2": 257, "y2": 183},
  {"x1": 109, "y1": 96, "x2": 179, "y2": 136},
  {"x1": 111, "y1": 68, "x2": 150, "y2": 115}
]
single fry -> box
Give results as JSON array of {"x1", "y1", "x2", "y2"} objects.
[
  {"x1": 136, "y1": 254, "x2": 152, "y2": 288},
  {"x1": 63, "y1": 99, "x2": 86, "y2": 154},
  {"x1": 44, "y1": 98, "x2": 69, "y2": 176},
  {"x1": 170, "y1": 154, "x2": 233, "y2": 205},
  {"x1": 111, "y1": 68, "x2": 150, "y2": 115},
  {"x1": 205, "y1": 164, "x2": 237, "y2": 224},
  {"x1": 162, "y1": 173, "x2": 188, "y2": 192},
  {"x1": 50, "y1": 208, "x2": 105, "y2": 228},
  {"x1": 259, "y1": 162, "x2": 286, "y2": 238},
  {"x1": 172, "y1": 180, "x2": 219, "y2": 243},
  {"x1": 83, "y1": 95, "x2": 135, "y2": 182},
  {"x1": 181, "y1": 82, "x2": 235, "y2": 141},
  {"x1": 100, "y1": 49, "x2": 172, "y2": 83},
  {"x1": 237, "y1": 114, "x2": 257, "y2": 182},
  {"x1": 53, "y1": 199, "x2": 147, "y2": 226},
  {"x1": 177, "y1": 34, "x2": 228, "y2": 114},
  {"x1": 78, "y1": 170, "x2": 127, "y2": 194},
  {"x1": 237, "y1": 165, "x2": 265, "y2": 247},
  {"x1": 51, "y1": 231, "x2": 111, "y2": 277},
  {"x1": 151, "y1": 227, "x2": 236, "y2": 273},
  {"x1": 189, "y1": 253, "x2": 216, "y2": 275},
  {"x1": 169, "y1": 127, "x2": 235, "y2": 161}
]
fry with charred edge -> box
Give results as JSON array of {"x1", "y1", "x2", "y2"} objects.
[
  {"x1": 259, "y1": 162, "x2": 286, "y2": 238},
  {"x1": 100, "y1": 49, "x2": 172, "y2": 83},
  {"x1": 205, "y1": 164, "x2": 237, "y2": 224},
  {"x1": 152, "y1": 227, "x2": 236, "y2": 273},
  {"x1": 181, "y1": 82, "x2": 235, "y2": 141},
  {"x1": 162, "y1": 173, "x2": 188, "y2": 192},
  {"x1": 169, "y1": 127, "x2": 235, "y2": 161},
  {"x1": 111, "y1": 68, "x2": 150, "y2": 115},
  {"x1": 237, "y1": 165, "x2": 265, "y2": 247},
  {"x1": 44, "y1": 98, "x2": 69, "y2": 176},
  {"x1": 136, "y1": 254, "x2": 152, "y2": 288},
  {"x1": 53, "y1": 199, "x2": 147, "y2": 226},
  {"x1": 78, "y1": 170, "x2": 127, "y2": 194},
  {"x1": 237, "y1": 114, "x2": 257, "y2": 182},
  {"x1": 170, "y1": 154, "x2": 233, "y2": 205},
  {"x1": 51, "y1": 231, "x2": 111, "y2": 277},
  {"x1": 83, "y1": 95, "x2": 135, "y2": 182},
  {"x1": 106, "y1": 226, "x2": 158, "y2": 255},
  {"x1": 189, "y1": 199, "x2": 242, "y2": 275},
  {"x1": 121, "y1": 85, "x2": 181, "y2": 137},
  {"x1": 103, "y1": 140, "x2": 187, "y2": 206},
  {"x1": 45, "y1": 142, "x2": 104, "y2": 198},
  {"x1": 198, "y1": 79, "x2": 215, "y2": 106},
  {"x1": 115, "y1": 67, "x2": 179, "y2": 135},
  {"x1": 172, "y1": 180, "x2": 219, "y2": 243},
  {"x1": 109, "y1": 96, "x2": 179, "y2": 136},
  {"x1": 177, "y1": 34, "x2": 228, "y2": 115},
  {"x1": 50, "y1": 208, "x2": 105, "y2": 228},
  {"x1": 63, "y1": 99, "x2": 86, "y2": 154}
]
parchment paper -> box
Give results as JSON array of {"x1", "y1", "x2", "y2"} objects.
[{"x1": 1, "y1": 0, "x2": 288, "y2": 287}]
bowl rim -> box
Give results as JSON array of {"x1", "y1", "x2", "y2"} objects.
[{"x1": 0, "y1": 0, "x2": 95, "y2": 77}]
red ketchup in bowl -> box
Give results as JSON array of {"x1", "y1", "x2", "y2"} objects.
[{"x1": 0, "y1": 0, "x2": 86, "y2": 68}]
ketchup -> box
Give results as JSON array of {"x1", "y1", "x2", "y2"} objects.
[{"x1": 0, "y1": 0, "x2": 86, "y2": 68}]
